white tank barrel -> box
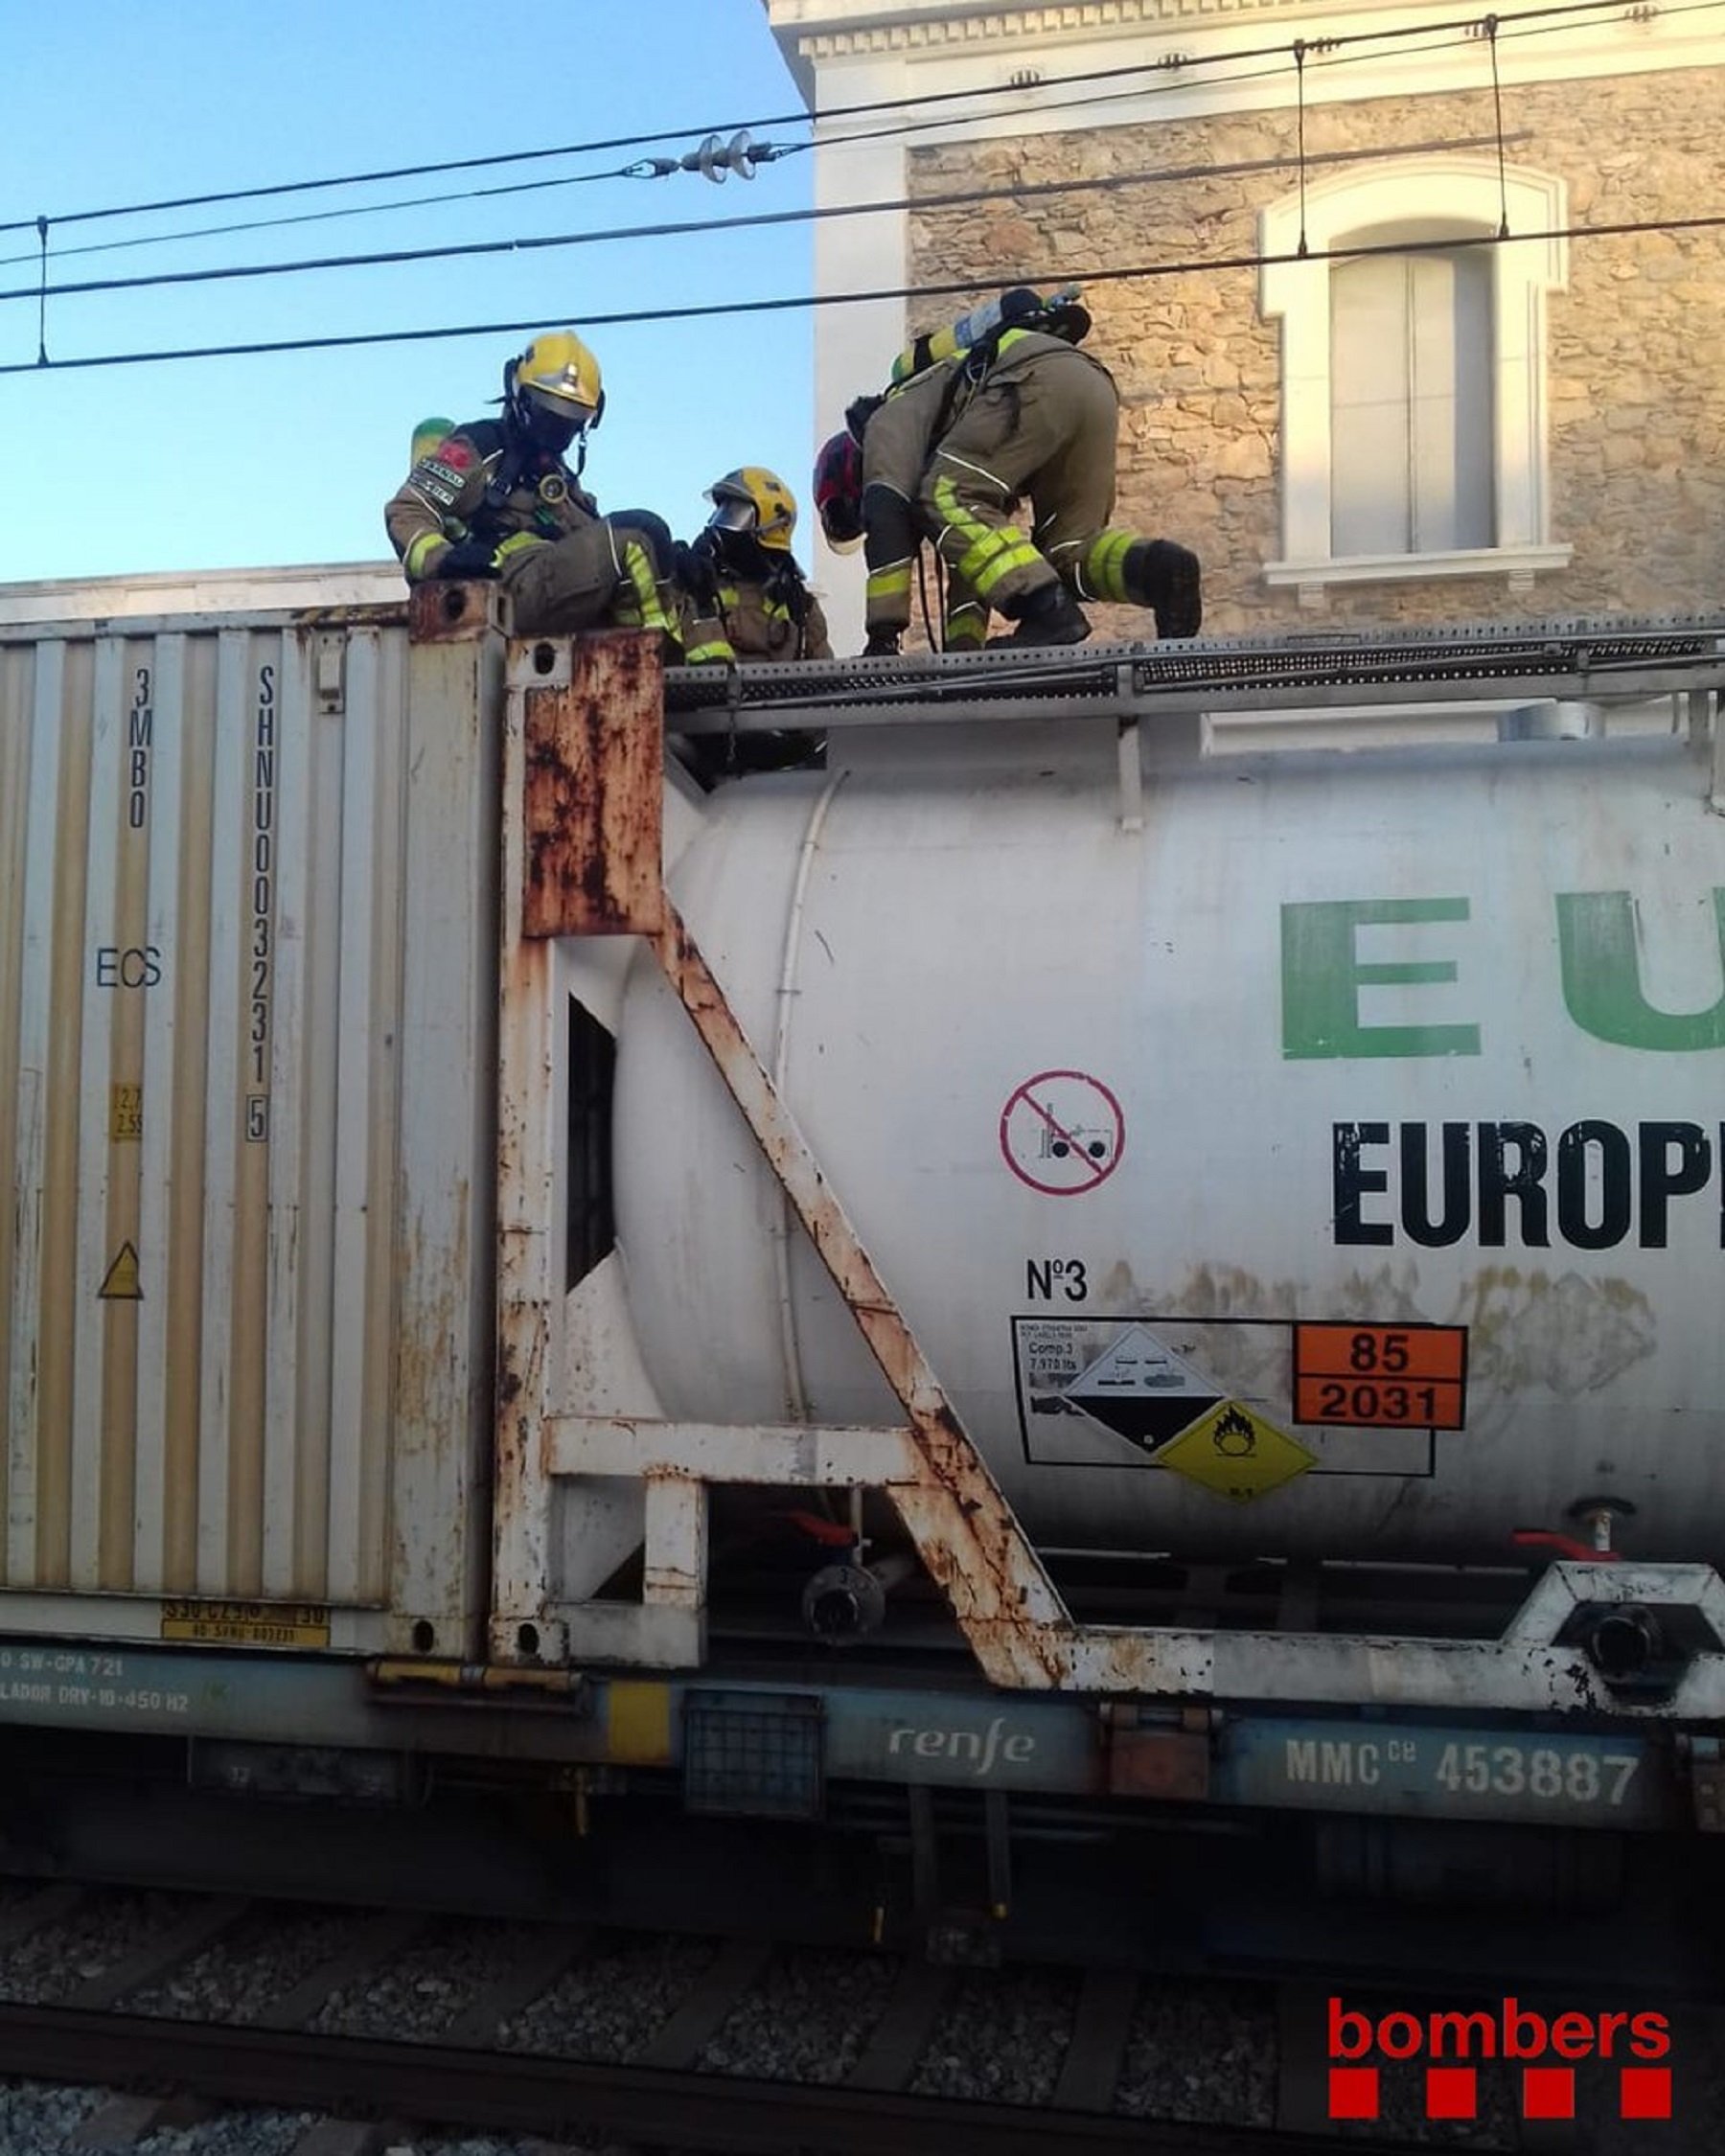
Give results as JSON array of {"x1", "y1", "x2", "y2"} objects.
[{"x1": 615, "y1": 716, "x2": 1725, "y2": 1566}]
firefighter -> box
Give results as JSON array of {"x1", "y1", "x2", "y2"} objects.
[
  {"x1": 678, "y1": 468, "x2": 834, "y2": 666},
  {"x1": 813, "y1": 291, "x2": 1202, "y2": 654},
  {"x1": 384, "y1": 330, "x2": 682, "y2": 647}
]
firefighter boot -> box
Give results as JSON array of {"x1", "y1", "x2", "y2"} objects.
[
  {"x1": 1123, "y1": 540, "x2": 1203, "y2": 639},
  {"x1": 988, "y1": 580, "x2": 1092, "y2": 647}
]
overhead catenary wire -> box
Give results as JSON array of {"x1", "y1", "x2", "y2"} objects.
[
  {"x1": 0, "y1": 148, "x2": 807, "y2": 274},
  {"x1": 0, "y1": 132, "x2": 1534, "y2": 310},
  {"x1": 3, "y1": 0, "x2": 1716, "y2": 373},
  {"x1": 9, "y1": 0, "x2": 1715, "y2": 313},
  {"x1": 12, "y1": 0, "x2": 1713, "y2": 276},
  {"x1": 4, "y1": 0, "x2": 1715, "y2": 313},
  {"x1": 3, "y1": 212, "x2": 1720, "y2": 379},
  {"x1": 0, "y1": 0, "x2": 1669, "y2": 241},
  {"x1": 2, "y1": 0, "x2": 1713, "y2": 361},
  {"x1": 0, "y1": 37, "x2": 1371, "y2": 280}
]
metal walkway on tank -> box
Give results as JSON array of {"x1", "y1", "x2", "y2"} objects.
[{"x1": 663, "y1": 610, "x2": 1725, "y2": 728}]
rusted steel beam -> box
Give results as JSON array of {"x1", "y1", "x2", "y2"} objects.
[
  {"x1": 521, "y1": 632, "x2": 664, "y2": 939},
  {"x1": 650, "y1": 902, "x2": 1088, "y2": 1688}
]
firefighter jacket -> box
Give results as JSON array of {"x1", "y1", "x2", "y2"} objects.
[
  {"x1": 859, "y1": 329, "x2": 1117, "y2": 634},
  {"x1": 683, "y1": 571, "x2": 833, "y2": 666},
  {"x1": 385, "y1": 418, "x2": 601, "y2": 583}
]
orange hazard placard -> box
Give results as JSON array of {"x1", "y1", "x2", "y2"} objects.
[{"x1": 1292, "y1": 1323, "x2": 1467, "y2": 1431}]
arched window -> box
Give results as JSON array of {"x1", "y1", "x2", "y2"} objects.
[{"x1": 1260, "y1": 158, "x2": 1571, "y2": 600}]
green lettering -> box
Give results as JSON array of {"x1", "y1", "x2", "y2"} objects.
[
  {"x1": 1557, "y1": 890, "x2": 1725, "y2": 1052},
  {"x1": 1281, "y1": 899, "x2": 1480, "y2": 1060}
]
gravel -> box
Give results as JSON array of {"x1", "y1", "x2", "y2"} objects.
[
  {"x1": 133, "y1": 2108, "x2": 314, "y2": 2155},
  {"x1": 0, "y1": 1889, "x2": 188, "y2": 2004},
  {"x1": 377, "y1": 2142, "x2": 633, "y2": 2156},
  {"x1": 908, "y1": 1964, "x2": 1078, "y2": 2105},
  {"x1": 123, "y1": 1902, "x2": 362, "y2": 2023},
  {"x1": 0, "y1": 2078, "x2": 105, "y2": 2151},
  {"x1": 0, "y1": 1888, "x2": 1487, "y2": 2148},
  {"x1": 497, "y1": 1932, "x2": 716, "y2": 2062},
  {"x1": 695, "y1": 1948, "x2": 900, "y2": 2083},
  {"x1": 1115, "y1": 1978, "x2": 1276, "y2": 2124},
  {"x1": 309, "y1": 1918, "x2": 548, "y2": 2042}
]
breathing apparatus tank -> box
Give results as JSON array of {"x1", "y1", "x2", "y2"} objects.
[{"x1": 887, "y1": 284, "x2": 1087, "y2": 386}]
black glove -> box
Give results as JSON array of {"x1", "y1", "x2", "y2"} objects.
[
  {"x1": 438, "y1": 537, "x2": 500, "y2": 581},
  {"x1": 672, "y1": 538, "x2": 720, "y2": 610},
  {"x1": 862, "y1": 628, "x2": 901, "y2": 657}
]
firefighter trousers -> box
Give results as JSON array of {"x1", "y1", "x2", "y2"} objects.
[
  {"x1": 917, "y1": 357, "x2": 1164, "y2": 640},
  {"x1": 501, "y1": 516, "x2": 680, "y2": 641}
]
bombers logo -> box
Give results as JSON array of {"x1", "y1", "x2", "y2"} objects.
[{"x1": 1326, "y1": 1997, "x2": 1674, "y2": 2124}]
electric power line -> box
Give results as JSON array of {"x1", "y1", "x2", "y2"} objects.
[
  {"x1": 2, "y1": 213, "x2": 1719, "y2": 379},
  {"x1": 2, "y1": 0, "x2": 1711, "y2": 342},
  {"x1": 9, "y1": 0, "x2": 1717, "y2": 311},
  {"x1": 8, "y1": 0, "x2": 1668, "y2": 278},
  {"x1": 3, "y1": 0, "x2": 1715, "y2": 376},
  {"x1": 0, "y1": 0, "x2": 1658, "y2": 240},
  {"x1": 0, "y1": 132, "x2": 1532, "y2": 310}
]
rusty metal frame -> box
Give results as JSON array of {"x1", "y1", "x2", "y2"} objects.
[{"x1": 491, "y1": 631, "x2": 1725, "y2": 1715}]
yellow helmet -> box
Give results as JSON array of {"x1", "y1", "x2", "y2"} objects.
[
  {"x1": 706, "y1": 466, "x2": 796, "y2": 552},
  {"x1": 509, "y1": 330, "x2": 605, "y2": 433}
]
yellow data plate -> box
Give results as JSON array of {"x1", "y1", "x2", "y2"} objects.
[
  {"x1": 1156, "y1": 1400, "x2": 1317, "y2": 1503},
  {"x1": 161, "y1": 1600, "x2": 332, "y2": 1648}
]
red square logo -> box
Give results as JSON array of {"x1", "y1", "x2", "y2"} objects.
[
  {"x1": 1621, "y1": 2068, "x2": 1673, "y2": 2121},
  {"x1": 1328, "y1": 2067, "x2": 1380, "y2": 2121},
  {"x1": 1523, "y1": 2067, "x2": 1576, "y2": 2121},
  {"x1": 1426, "y1": 2067, "x2": 1478, "y2": 2121}
]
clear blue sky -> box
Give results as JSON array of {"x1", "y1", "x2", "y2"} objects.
[{"x1": 0, "y1": 0, "x2": 816, "y2": 585}]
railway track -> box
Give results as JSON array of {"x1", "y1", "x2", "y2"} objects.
[
  {"x1": 0, "y1": 2004, "x2": 1447, "y2": 2156},
  {"x1": 0, "y1": 1881, "x2": 1717, "y2": 2152}
]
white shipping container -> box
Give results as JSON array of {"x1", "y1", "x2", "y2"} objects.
[{"x1": 0, "y1": 589, "x2": 503, "y2": 1655}]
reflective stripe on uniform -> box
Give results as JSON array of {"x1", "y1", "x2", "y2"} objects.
[
  {"x1": 931, "y1": 448, "x2": 1012, "y2": 499},
  {"x1": 929, "y1": 478, "x2": 1041, "y2": 599},
  {"x1": 943, "y1": 600, "x2": 987, "y2": 650},
  {"x1": 620, "y1": 540, "x2": 680, "y2": 641},
  {"x1": 404, "y1": 531, "x2": 447, "y2": 579},
  {"x1": 866, "y1": 560, "x2": 913, "y2": 602},
  {"x1": 714, "y1": 585, "x2": 790, "y2": 629},
  {"x1": 494, "y1": 531, "x2": 542, "y2": 567},
  {"x1": 1073, "y1": 529, "x2": 1136, "y2": 603},
  {"x1": 684, "y1": 630, "x2": 738, "y2": 664}
]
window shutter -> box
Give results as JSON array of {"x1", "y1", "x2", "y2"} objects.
[{"x1": 1331, "y1": 251, "x2": 1494, "y2": 556}]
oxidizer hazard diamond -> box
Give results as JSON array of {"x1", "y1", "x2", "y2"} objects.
[{"x1": 1157, "y1": 1400, "x2": 1317, "y2": 1502}]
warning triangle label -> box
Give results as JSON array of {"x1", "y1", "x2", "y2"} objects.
[
  {"x1": 1062, "y1": 1324, "x2": 1221, "y2": 1455},
  {"x1": 99, "y1": 1241, "x2": 142, "y2": 1301}
]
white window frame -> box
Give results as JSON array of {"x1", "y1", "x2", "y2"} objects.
[{"x1": 1260, "y1": 157, "x2": 1571, "y2": 603}]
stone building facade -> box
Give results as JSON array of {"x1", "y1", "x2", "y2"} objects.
[{"x1": 767, "y1": 0, "x2": 1723, "y2": 649}]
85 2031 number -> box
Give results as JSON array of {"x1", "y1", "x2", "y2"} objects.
[
  {"x1": 1312, "y1": 1380, "x2": 1439, "y2": 1424},
  {"x1": 1292, "y1": 1322, "x2": 1468, "y2": 1429}
]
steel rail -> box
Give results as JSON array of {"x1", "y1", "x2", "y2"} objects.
[{"x1": 0, "y1": 2003, "x2": 1456, "y2": 2156}]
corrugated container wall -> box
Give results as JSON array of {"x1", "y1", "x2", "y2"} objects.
[{"x1": 0, "y1": 603, "x2": 501, "y2": 1656}]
